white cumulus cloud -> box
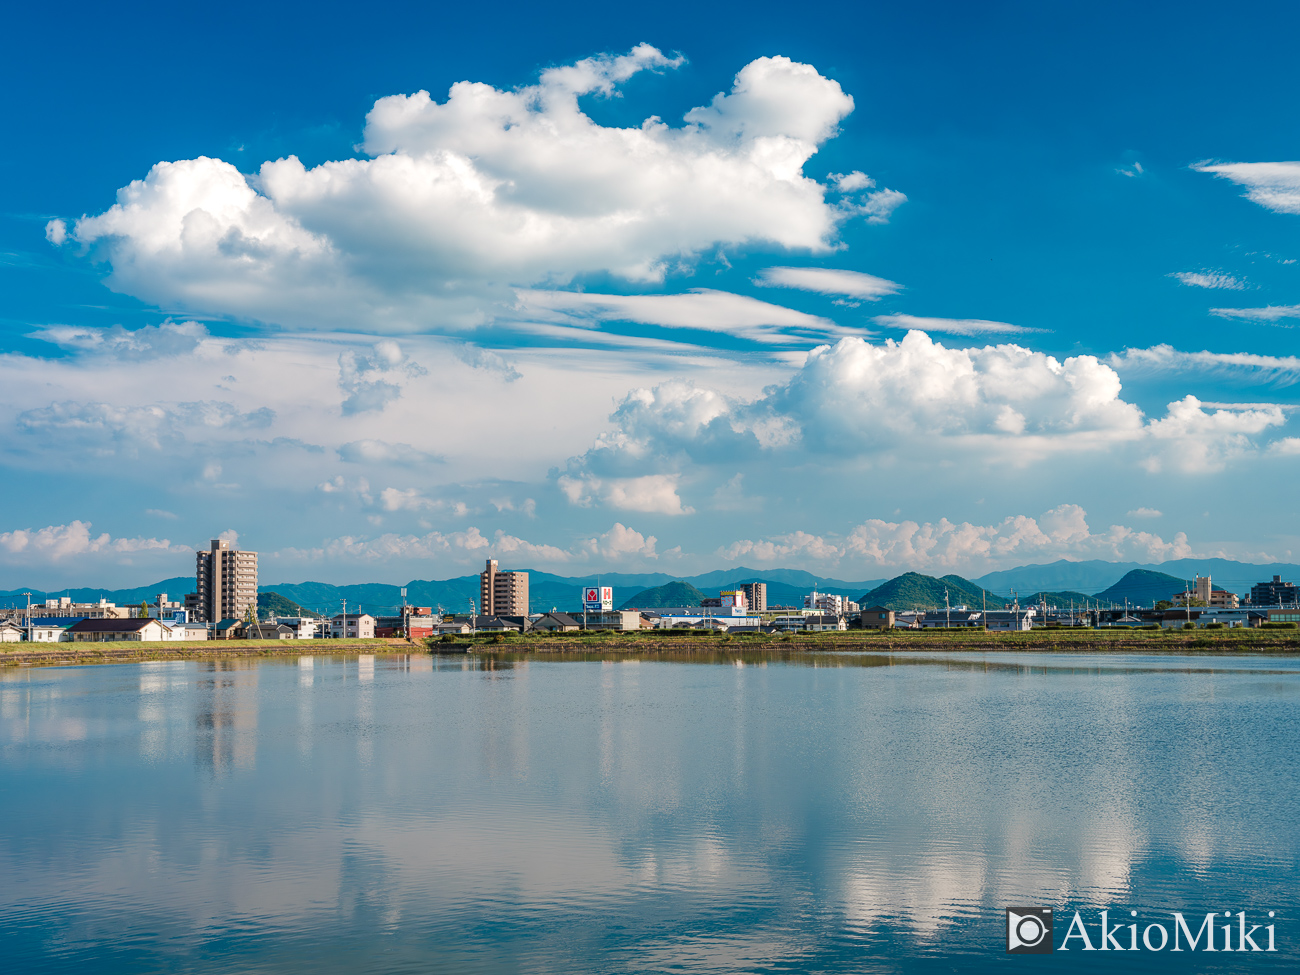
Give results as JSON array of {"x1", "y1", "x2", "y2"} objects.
[
  {"x1": 0, "y1": 521, "x2": 187, "y2": 564},
  {"x1": 720, "y1": 505, "x2": 1198, "y2": 574},
  {"x1": 558, "y1": 331, "x2": 1293, "y2": 509},
  {"x1": 558, "y1": 473, "x2": 694, "y2": 515},
  {"x1": 60, "y1": 49, "x2": 883, "y2": 335},
  {"x1": 276, "y1": 522, "x2": 656, "y2": 566}
]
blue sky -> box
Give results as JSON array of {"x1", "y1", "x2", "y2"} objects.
[{"x1": 4, "y1": 0, "x2": 1300, "y2": 587}]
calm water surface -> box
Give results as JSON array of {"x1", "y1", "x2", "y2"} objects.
[{"x1": 1, "y1": 650, "x2": 1297, "y2": 973}]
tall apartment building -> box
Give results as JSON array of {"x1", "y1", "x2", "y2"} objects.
[
  {"x1": 739, "y1": 582, "x2": 767, "y2": 613},
  {"x1": 1250, "y1": 575, "x2": 1298, "y2": 606},
  {"x1": 191, "y1": 538, "x2": 259, "y2": 622},
  {"x1": 480, "y1": 559, "x2": 529, "y2": 616}
]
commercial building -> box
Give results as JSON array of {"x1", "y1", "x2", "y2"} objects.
[
  {"x1": 739, "y1": 583, "x2": 767, "y2": 613},
  {"x1": 32, "y1": 597, "x2": 126, "y2": 619},
  {"x1": 803, "y1": 590, "x2": 858, "y2": 614},
  {"x1": 374, "y1": 607, "x2": 436, "y2": 640},
  {"x1": 148, "y1": 593, "x2": 184, "y2": 618},
  {"x1": 480, "y1": 559, "x2": 529, "y2": 616},
  {"x1": 192, "y1": 538, "x2": 258, "y2": 623},
  {"x1": 804, "y1": 590, "x2": 844, "y2": 614},
  {"x1": 702, "y1": 591, "x2": 749, "y2": 611},
  {"x1": 580, "y1": 610, "x2": 642, "y2": 631},
  {"x1": 1250, "y1": 575, "x2": 1299, "y2": 606}
]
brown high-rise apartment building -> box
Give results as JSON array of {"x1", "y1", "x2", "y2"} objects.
[
  {"x1": 191, "y1": 538, "x2": 259, "y2": 622},
  {"x1": 739, "y1": 582, "x2": 767, "y2": 613},
  {"x1": 480, "y1": 559, "x2": 529, "y2": 616}
]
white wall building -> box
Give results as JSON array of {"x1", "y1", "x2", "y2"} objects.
[
  {"x1": 28, "y1": 618, "x2": 81, "y2": 642},
  {"x1": 804, "y1": 590, "x2": 845, "y2": 614},
  {"x1": 277, "y1": 617, "x2": 321, "y2": 639},
  {"x1": 329, "y1": 613, "x2": 375, "y2": 639}
]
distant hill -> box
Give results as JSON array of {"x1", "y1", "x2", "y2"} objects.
[
  {"x1": 1095, "y1": 569, "x2": 1187, "y2": 608},
  {"x1": 13, "y1": 559, "x2": 1291, "y2": 617},
  {"x1": 973, "y1": 558, "x2": 1298, "y2": 599},
  {"x1": 262, "y1": 568, "x2": 885, "y2": 616},
  {"x1": 860, "y1": 573, "x2": 1008, "y2": 611},
  {"x1": 619, "y1": 581, "x2": 706, "y2": 609},
  {"x1": 258, "y1": 591, "x2": 323, "y2": 620},
  {"x1": 687, "y1": 567, "x2": 884, "y2": 597}
]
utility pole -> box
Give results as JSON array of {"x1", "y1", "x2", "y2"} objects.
[
  {"x1": 23, "y1": 592, "x2": 31, "y2": 642},
  {"x1": 341, "y1": 598, "x2": 347, "y2": 640},
  {"x1": 401, "y1": 587, "x2": 408, "y2": 642},
  {"x1": 945, "y1": 587, "x2": 950, "y2": 630}
]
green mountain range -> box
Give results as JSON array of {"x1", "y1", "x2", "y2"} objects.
[
  {"x1": 1095, "y1": 569, "x2": 1187, "y2": 608},
  {"x1": 257, "y1": 592, "x2": 324, "y2": 620},
  {"x1": 859, "y1": 573, "x2": 1008, "y2": 611},
  {"x1": 0, "y1": 563, "x2": 1267, "y2": 618},
  {"x1": 618, "y1": 581, "x2": 706, "y2": 609}
]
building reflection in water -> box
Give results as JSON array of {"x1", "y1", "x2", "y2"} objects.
[
  {"x1": 298, "y1": 657, "x2": 315, "y2": 758},
  {"x1": 193, "y1": 659, "x2": 260, "y2": 773}
]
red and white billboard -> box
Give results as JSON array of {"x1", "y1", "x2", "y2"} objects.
[{"x1": 583, "y1": 586, "x2": 614, "y2": 611}]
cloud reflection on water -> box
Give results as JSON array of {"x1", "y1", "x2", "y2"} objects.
[{"x1": 0, "y1": 651, "x2": 1297, "y2": 972}]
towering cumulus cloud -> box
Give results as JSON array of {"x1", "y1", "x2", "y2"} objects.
[{"x1": 58, "y1": 47, "x2": 896, "y2": 333}]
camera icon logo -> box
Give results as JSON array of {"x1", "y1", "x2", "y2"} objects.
[{"x1": 1006, "y1": 907, "x2": 1053, "y2": 953}]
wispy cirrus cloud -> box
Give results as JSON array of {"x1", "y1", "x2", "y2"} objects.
[
  {"x1": 871, "y1": 314, "x2": 1049, "y2": 336},
  {"x1": 1109, "y1": 344, "x2": 1300, "y2": 384},
  {"x1": 1193, "y1": 160, "x2": 1300, "y2": 215},
  {"x1": 1209, "y1": 304, "x2": 1300, "y2": 324},
  {"x1": 754, "y1": 266, "x2": 902, "y2": 300},
  {"x1": 274, "y1": 522, "x2": 657, "y2": 565},
  {"x1": 1169, "y1": 271, "x2": 1247, "y2": 290},
  {"x1": 513, "y1": 288, "x2": 852, "y2": 344}
]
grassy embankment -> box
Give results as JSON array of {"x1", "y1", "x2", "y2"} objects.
[
  {"x1": 6, "y1": 625, "x2": 1300, "y2": 668},
  {"x1": 459, "y1": 626, "x2": 1300, "y2": 655},
  {"x1": 0, "y1": 637, "x2": 403, "y2": 667}
]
